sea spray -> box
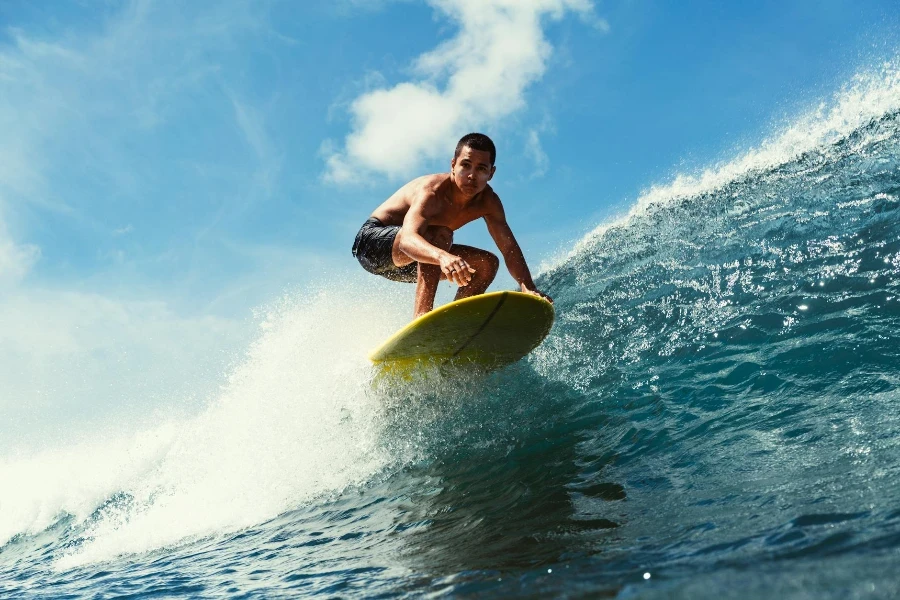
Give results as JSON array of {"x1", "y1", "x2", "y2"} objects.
[{"x1": 1, "y1": 285, "x2": 409, "y2": 568}]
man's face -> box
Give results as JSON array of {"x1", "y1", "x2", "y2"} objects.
[{"x1": 451, "y1": 146, "x2": 495, "y2": 197}]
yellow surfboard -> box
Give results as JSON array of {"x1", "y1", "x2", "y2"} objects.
[{"x1": 369, "y1": 291, "x2": 554, "y2": 370}]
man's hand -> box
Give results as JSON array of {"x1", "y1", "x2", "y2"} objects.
[
  {"x1": 440, "y1": 253, "x2": 476, "y2": 286},
  {"x1": 520, "y1": 284, "x2": 553, "y2": 303}
]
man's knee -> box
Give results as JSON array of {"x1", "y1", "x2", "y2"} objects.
[
  {"x1": 484, "y1": 251, "x2": 500, "y2": 278},
  {"x1": 468, "y1": 249, "x2": 499, "y2": 279},
  {"x1": 485, "y1": 251, "x2": 500, "y2": 275}
]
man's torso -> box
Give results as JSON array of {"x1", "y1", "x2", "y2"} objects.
[{"x1": 370, "y1": 174, "x2": 494, "y2": 231}]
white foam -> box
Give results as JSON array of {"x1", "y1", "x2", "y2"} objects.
[
  {"x1": 0, "y1": 424, "x2": 180, "y2": 546},
  {"x1": 0, "y1": 283, "x2": 409, "y2": 568}
]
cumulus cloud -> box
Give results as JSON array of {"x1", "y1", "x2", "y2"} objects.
[{"x1": 325, "y1": 0, "x2": 597, "y2": 183}]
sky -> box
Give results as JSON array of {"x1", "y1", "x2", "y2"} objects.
[{"x1": 1, "y1": 0, "x2": 899, "y2": 439}]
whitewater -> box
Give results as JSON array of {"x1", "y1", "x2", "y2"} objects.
[{"x1": 2, "y1": 59, "x2": 900, "y2": 598}]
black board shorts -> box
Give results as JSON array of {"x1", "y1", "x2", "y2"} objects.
[{"x1": 352, "y1": 217, "x2": 418, "y2": 283}]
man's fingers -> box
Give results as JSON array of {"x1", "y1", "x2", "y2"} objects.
[
  {"x1": 442, "y1": 258, "x2": 477, "y2": 286},
  {"x1": 460, "y1": 262, "x2": 474, "y2": 283},
  {"x1": 446, "y1": 261, "x2": 474, "y2": 286},
  {"x1": 460, "y1": 265, "x2": 475, "y2": 283},
  {"x1": 447, "y1": 268, "x2": 465, "y2": 286}
]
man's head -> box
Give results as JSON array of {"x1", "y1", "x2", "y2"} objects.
[
  {"x1": 451, "y1": 133, "x2": 496, "y2": 197},
  {"x1": 454, "y1": 133, "x2": 496, "y2": 165}
]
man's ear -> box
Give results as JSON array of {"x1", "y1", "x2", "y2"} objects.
[{"x1": 488, "y1": 165, "x2": 496, "y2": 181}]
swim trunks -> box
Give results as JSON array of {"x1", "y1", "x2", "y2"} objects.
[{"x1": 352, "y1": 217, "x2": 418, "y2": 283}]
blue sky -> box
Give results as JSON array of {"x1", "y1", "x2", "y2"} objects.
[
  {"x1": 1, "y1": 0, "x2": 899, "y2": 433},
  {"x1": 1, "y1": 0, "x2": 898, "y2": 305}
]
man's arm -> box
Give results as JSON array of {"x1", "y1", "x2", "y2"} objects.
[
  {"x1": 484, "y1": 194, "x2": 553, "y2": 302},
  {"x1": 397, "y1": 193, "x2": 475, "y2": 287}
]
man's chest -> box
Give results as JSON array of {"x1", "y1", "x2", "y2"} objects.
[{"x1": 431, "y1": 207, "x2": 486, "y2": 231}]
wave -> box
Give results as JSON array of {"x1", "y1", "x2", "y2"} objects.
[
  {"x1": 0, "y1": 288, "x2": 408, "y2": 568},
  {"x1": 551, "y1": 57, "x2": 900, "y2": 271},
  {"x1": 2, "y1": 57, "x2": 900, "y2": 583}
]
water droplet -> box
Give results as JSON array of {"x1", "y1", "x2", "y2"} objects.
[{"x1": 548, "y1": 568, "x2": 553, "y2": 574}]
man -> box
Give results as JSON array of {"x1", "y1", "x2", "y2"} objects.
[{"x1": 352, "y1": 133, "x2": 552, "y2": 318}]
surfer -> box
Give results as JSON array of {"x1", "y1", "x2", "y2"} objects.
[{"x1": 352, "y1": 133, "x2": 553, "y2": 318}]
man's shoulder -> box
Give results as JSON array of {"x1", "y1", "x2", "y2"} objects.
[
  {"x1": 402, "y1": 174, "x2": 449, "y2": 217},
  {"x1": 423, "y1": 173, "x2": 451, "y2": 192},
  {"x1": 480, "y1": 184, "x2": 502, "y2": 208},
  {"x1": 411, "y1": 173, "x2": 450, "y2": 202}
]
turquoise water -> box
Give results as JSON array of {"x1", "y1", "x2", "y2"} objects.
[{"x1": 3, "y1": 62, "x2": 900, "y2": 598}]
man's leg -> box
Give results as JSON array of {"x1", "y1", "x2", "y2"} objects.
[
  {"x1": 392, "y1": 228, "x2": 500, "y2": 317},
  {"x1": 412, "y1": 227, "x2": 454, "y2": 317},
  {"x1": 392, "y1": 225, "x2": 455, "y2": 318},
  {"x1": 447, "y1": 244, "x2": 500, "y2": 301},
  {"x1": 413, "y1": 241, "x2": 499, "y2": 315}
]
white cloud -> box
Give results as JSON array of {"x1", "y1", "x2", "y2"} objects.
[
  {"x1": 0, "y1": 214, "x2": 39, "y2": 284},
  {"x1": 229, "y1": 94, "x2": 284, "y2": 197},
  {"x1": 0, "y1": 286, "x2": 250, "y2": 451},
  {"x1": 0, "y1": 239, "x2": 39, "y2": 283},
  {"x1": 325, "y1": 0, "x2": 596, "y2": 183},
  {"x1": 0, "y1": 1, "x2": 275, "y2": 448},
  {"x1": 525, "y1": 128, "x2": 549, "y2": 176}
]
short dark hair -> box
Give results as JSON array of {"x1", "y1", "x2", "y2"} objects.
[{"x1": 454, "y1": 133, "x2": 496, "y2": 165}]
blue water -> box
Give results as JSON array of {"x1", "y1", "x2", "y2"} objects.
[{"x1": 3, "y1": 61, "x2": 900, "y2": 598}]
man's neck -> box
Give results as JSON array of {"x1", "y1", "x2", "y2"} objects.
[{"x1": 447, "y1": 175, "x2": 475, "y2": 206}]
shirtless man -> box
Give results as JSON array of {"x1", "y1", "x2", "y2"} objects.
[{"x1": 352, "y1": 133, "x2": 552, "y2": 318}]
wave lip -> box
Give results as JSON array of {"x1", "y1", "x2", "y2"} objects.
[{"x1": 549, "y1": 58, "x2": 900, "y2": 274}]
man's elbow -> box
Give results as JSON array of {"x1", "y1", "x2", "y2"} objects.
[{"x1": 399, "y1": 234, "x2": 425, "y2": 258}]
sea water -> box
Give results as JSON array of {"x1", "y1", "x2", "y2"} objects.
[{"x1": 2, "y1": 61, "x2": 900, "y2": 598}]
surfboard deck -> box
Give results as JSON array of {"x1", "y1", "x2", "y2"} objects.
[{"x1": 369, "y1": 291, "x2": 554, "y2": 370}]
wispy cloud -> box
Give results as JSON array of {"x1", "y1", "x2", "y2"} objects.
[
  {"x1": 525, "y1": 128, "x2": 550, "y2": 177},
  {"x1": 0, "y1": 0, "x2": 281, "y2": 439},
  {"x1": 324, "y1": 0, "x2": 599, "y2": 183},
  {"x1": 0, "y1": 216, "x2": 40, "y2": 284},
  {"x1": 229, "y1": 94, "x2": 284, "y2": 197}
]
